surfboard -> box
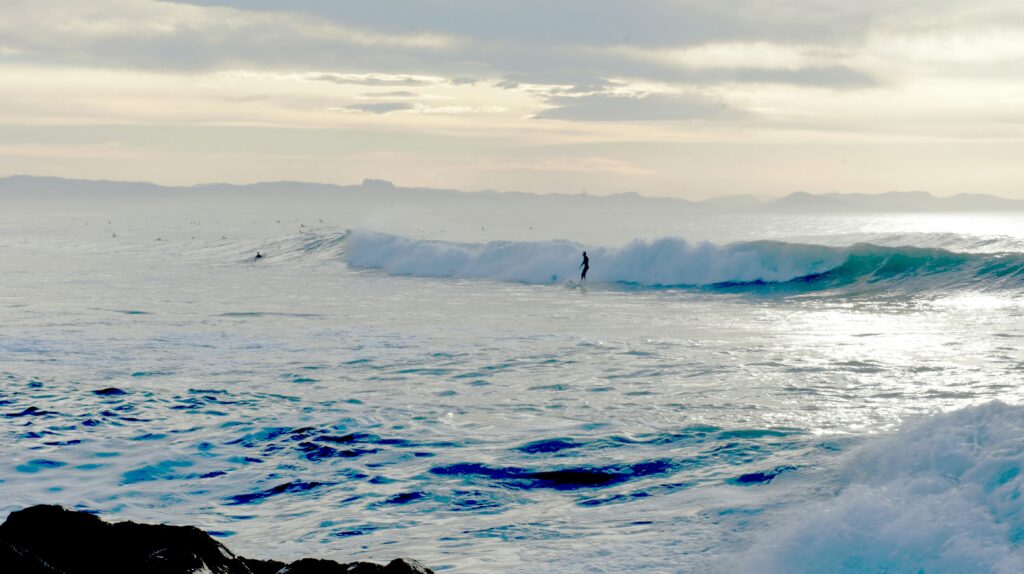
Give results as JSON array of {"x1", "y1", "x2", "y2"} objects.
[{"x1": 565, "y1": 280, "x2": 586, "y2": 292}]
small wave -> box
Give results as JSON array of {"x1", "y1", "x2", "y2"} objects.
[
  {"x1": 798, "y1": 231, "x2": 1024, "y2": 254},
  {"x1": 226, "y1": 480, "x2": 331, "y2": 506},
  {"x1": 252, "y1": 231, "x2": 350, "y2": 263},
  {"x1": 344, "y1": 231, "x2": 1024, "y2": 293}
]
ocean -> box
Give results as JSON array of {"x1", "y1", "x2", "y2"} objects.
[{"x1": 2, "y1": 194, "x2": 1023, "y2": 573}]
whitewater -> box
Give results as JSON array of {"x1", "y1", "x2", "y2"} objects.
[
  {"x1": 2, "y1": 196, "x2": 1024, "y2": 573},
  {"x1": 345, "y1": 231, "x2": 1024, "y2": 291}
]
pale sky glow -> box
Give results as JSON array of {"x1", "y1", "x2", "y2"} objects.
[{"x1": 2, "y1": 0, "x2": 1024, "y2": 197}]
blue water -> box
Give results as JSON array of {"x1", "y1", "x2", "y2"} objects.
[{"x1": 2, "y1": 205, "x2": 1024, "y2": 572}]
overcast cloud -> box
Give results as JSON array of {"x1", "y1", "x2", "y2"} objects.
[{"x1": 1, "y1": 0, "x2": 1023, "y2": 197}]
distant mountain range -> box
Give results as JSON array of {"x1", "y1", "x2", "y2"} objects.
[
  {"x1": 765, "y1": 190, "x2": 1024, "y2": 212},
  {"x1": 2, "y1": 175, "x2": 1022, "y2": 212}
]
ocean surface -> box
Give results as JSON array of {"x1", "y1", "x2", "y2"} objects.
[{"x1": 2, "y1": 198, "x2": 1024, "y2": 573}]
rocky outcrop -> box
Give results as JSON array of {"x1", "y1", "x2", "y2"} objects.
[{"x1": 0, "y1": 505, "x2": 432, "y2": 574}]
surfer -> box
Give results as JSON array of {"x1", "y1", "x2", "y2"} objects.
[
  {"x1": 580, "y1": 251, "x2": 589, "y2": 281},
  {"x1": 255, "y1": 252, "x2": 263, "y2": 260}
]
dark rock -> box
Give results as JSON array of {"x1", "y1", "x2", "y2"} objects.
[
  {"x1": 383, "y1": 559, "x2": 434, "y2": 574},
  {"x1": 278, "y1": 558, "x2": 350, "y2": 573},
  {"x1": 242, "y1": 557, "x2": 289, "y2": 574},
  {"x1": 0, "y1": 539, "x2": 62, "y2": 573},
  {"x1": 0, "y1": 505, "x2": 433, "y2": 574},
  {"x1": 0, "y1": 505, "x2": 250, "y2": 574}
]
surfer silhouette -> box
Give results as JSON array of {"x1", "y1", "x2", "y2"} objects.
[
  {"x1": 255, "y1": 252, "x2": 263, "y2": 260},
  {"x1": 580, "y1": 251, "x2": 589, "y2": 281}
]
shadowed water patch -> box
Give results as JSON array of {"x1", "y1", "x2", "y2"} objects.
[
  {"x1": 729, "y1": 465, "x2": 797, "y2": 485},
  {"x1": 226, "y1": 480, "x2": 330, "y2": 505},
  {"x1": 517, "y1": 438, "x2": 585, "y2": 454},
  {"x1": 578, "y1": 481, "x2": 692, "y2": 507},
  {"x1": 443, "y1": 489, "x2": 507, "y2": 513},
  {"x1": 298, "y1": 441, "x2": 379, "y2": 462},
  {"x1": 379, "y1": 491, "x2": 427, "y2": 506},
  {"x1": 430, "y1": 460, "x2": 676, "y2": 491},
  {"x1": 99, "y1": 409, "x2": 150, "y2": 423},
  {"x1": 226, "y1": 426, "x2": 295, "y2": 448},
  {"x1": 92, "y1": 387, "x2": 127, "y2": 396},
  {"x1": 130, "y1": 371, "x2": 172, "y2": 378},
  {"x1": 43, "y1": 439, "x2": 82, "y2": 447},
  {"x1": 395, "y1": 367, "x2": 453, "y2": 376},
  {"x1": 528, "y1": 384, "x2": 571, "y2": 391},
  {"x1": 122, "y1": 460, "x2": 194, "y2": 484},
  {"x1": 15, "y1": 459, "x2": 67, "y2": 473},
  {"x1": 717, "y1": 428, "x2": 799, "y2": 440},
  {"x1": 332, "y1": 523, "x2": 385, "y2": 538},
  {"x1": 6, "y1": 406, "x2": 57, "y2": 417},
  {"x1": 225, "y1": 426, "x2": 460, "y2": 465}
]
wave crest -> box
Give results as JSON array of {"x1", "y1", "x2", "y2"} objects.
[
  {"x1": 343, "y1": 231, "x2": 1024, "y2": 292},
  {"x1": 346, "y1": 231, "x2": 846, "y2": 286}
]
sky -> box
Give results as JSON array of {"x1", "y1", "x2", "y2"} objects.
[{"x1": 2, "y1": 0, "x2": 1024, "y2": 198}]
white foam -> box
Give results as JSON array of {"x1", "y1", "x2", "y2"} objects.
[
  {"x1": 344, "y1": 231, "x2": 846, "y2": 286},
  {"x1": 732, "y1": 401, "x2": 1024, "y2": 574}
]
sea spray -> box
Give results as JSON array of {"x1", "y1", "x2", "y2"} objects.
[{"x1": 731, "y1": 401, "x2": 1024, "y2": 574}]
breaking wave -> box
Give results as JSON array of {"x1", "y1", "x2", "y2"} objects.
[
  {"x1": 732, "y1": 401, "x2": 1024, "y2": 573},
  {"x1": 343, "y1": 231, "x2": 1024, "y2": 293}
]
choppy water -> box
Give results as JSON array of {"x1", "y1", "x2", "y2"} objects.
[{"x1": 2, "y1": 203, "x2": 1024, "y2": 572}]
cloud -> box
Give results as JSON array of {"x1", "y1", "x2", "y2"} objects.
[
  {"x1": 564, "y1": 82, "x2": 620, "y2": 94},
  {"x1": 318, "y1": 100, "x2": 505, "y2": 116},
  {"x1": 0, "y1": 0, "x2": 888, "y2": 91},
  {"x1": 0, "y1": 0, "x2": 460, "y2": 72},
  {"x1": 306, "y1": 73, "x2": 441, "y2": 86},
  {"x1": 875, "y1": 26, "x2": 1024, "y2": 66},
  {"x1": 533, "y1": 92, "x2": 741, "y2": 122},
  {"x1": 608, "y1": 43, "x2": 877, "y2": 87},
  {"x1": 357, "y1": 90, "x2": 419, "y2": 98},
  {"x1": 723, "y1": 65, "x2": 876, "y2": 87},
  {"x1": 411, "y1": 105, "x2": 507, "y2": 115},
  {"x1": 173, "y1": 0, "x2": 874, "y2": 49},
  {"x1": 342, "y1": 102, "x2": 414, "y2": 114},
  {"x1": 543, "y1": 79, "x2": 623, "y2": 96},
  {"x1": 5, "y1": 0, "x2": 1024, "y2": 199}
]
